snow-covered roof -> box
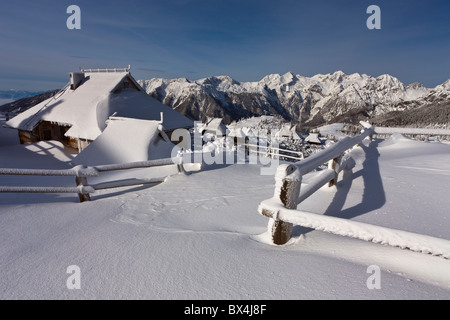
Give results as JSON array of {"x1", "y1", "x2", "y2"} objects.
[
  {"x1": 290, "y1": 128, "x2": 302, "y2": 140},
  {"x1": 275, "y1": 124, "x2": 302, "y2": 140},
  {"x1": 305, "y1": 133, "x2": 322, "y2": 144},
  {"x1": 317, "y1": 123, "x2": 347, "y2": 140},
  {"x1": 277, "y1": 124, "x2": 292, "y2": 137},
  {"x1": 72, "y1": 117, "x2": 176, "y2": 166},
  {"x1": 6, "y1": 72, "x2": 193, "y2": 141},
  {"x1": 202, "y1": 118, "x2": 227, "y2": 135},
  {"x1": 227, "y1": 116, "x2": 276, "y2": 138},
  {"x1": 227, "y1": 126, "x2": 246, "y2": 138}
]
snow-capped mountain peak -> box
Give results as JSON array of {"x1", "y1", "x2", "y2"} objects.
[
  {"x1": 138, "y1": 72, "x2": 449, "y2": 127},
  {"x1": 435, "y1": 79, "x2": 450, "y2": 92}
]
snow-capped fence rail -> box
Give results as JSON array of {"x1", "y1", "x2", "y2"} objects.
[
  {"x1": 373, "y1": 126, "x2": 450, "y2": 136},
  {"x1": 0, "y1": 157, "x2": 184, "y2": 202},
  {"x1": 80, "y1": 65, "x2": 131, "y2": 73},
  {"x1": 356, "y1": 121, "x2": 450, "y2": 138},
  {"x1": 257, "y1": 124, "x2": 450, "y2": 259},
  {"x1": 258, "y1": 126, "x2": 374, "y2": 245},
  {"x1": 246, "y1": 144, "x2": 304, "y2": 161},
  {"x1": 0, "y1": 166, "x2": 98, "y2": 177},
  {"x1": 259, "y1": 204, "x2": 450, "y2": 259}
]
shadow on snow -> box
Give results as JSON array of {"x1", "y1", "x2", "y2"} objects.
[{"x1": 293, "y1": 139, "x2": 386, "y2": 236}]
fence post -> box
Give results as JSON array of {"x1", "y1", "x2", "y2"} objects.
[
  {"x1": 328, "y1": 154, "x2": 342, "y2": 187},
  {"x1": 269, "y1": 164, "x2": 301, "y2": 245},
  {"x1": 75, "y1": 175, "x2": 91, "y2": 202},
  {"x1": 177, "y1": 163, "x2": 185, "y2": 175}
]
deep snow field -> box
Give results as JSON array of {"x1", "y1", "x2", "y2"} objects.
[{"x1": 0, "y1": 122, "x2": 449, "y2": 300}]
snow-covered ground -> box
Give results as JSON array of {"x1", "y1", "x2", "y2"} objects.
[{"x1": 0, "y1": 124, "x2": 449, "y2": 299}]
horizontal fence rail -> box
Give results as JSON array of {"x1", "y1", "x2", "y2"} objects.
[
  {"x1": 0, "y1": 185, "x2": 95, "y2": 194},
  {"x1": 80, "y1": 66, "x2": 131, "y2": 73},
  {"x1": 0, "y1": 157, "x2": 184, "y2": 202},
  {"x1": 257, "y1": 123, "x2": 450, "y2": 259},
  {"x1": 374, "y1": 126, "x2": 450, "y2": 136},
  {"x1": 358, "y1": 121, "x2": 450, "y2": 137},
  {"x1": 0, "y1": 166, "x2": 98, "y2": 177},
  {"x1": 259, "y1": 203, "x2": 450, "y2": 259}
]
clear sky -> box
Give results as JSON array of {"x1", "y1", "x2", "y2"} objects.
[{"x1": 0, "y1": 0, "x2": 449, "y2": 91}]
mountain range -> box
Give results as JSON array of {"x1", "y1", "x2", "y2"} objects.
[
  {"x1": 1, "y1": 72, "x2": 448, "y2": 129},
  {"x1": 0, "y1": 90, "x2": 58, "y2": 115},
  {"x1": 0, "y1": 90, "x2": 45, "y2": 102},
  {"x1": 138, "y1": 71, "x2": 450, "y2": 129}
]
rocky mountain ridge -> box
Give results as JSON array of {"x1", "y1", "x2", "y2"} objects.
[{"x1": 138, "y1": 71, "x2": 449, "y2": 128}]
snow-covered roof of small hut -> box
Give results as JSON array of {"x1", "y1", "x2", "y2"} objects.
[
  {"x1": 317, "y1": 123, "x2": 347, "y2": 140},
  {"x1": 227, "y1": 123, "x2": 245, "y2": 138},
  {"x1": 202, "y1": 118, "x2": 227, "y2": 135},
  {"x1": 275, "y1": 124, "x2": 302, "y2": 140},
  {"x1": 305, "y1": 132, "x2": 322, "y2": 144},
  {"x1": 72, "y1": 117, "x2": 176, "y2": 166},
  {"x1": 227, "y1": 118, "x2": 262, "y2": 137},
  {"x1": 277, "y1": 124, "x2": 293, "y2": 137},
  {"x1": 6, "y1": 72, "x2": 193, "y2": 141}
]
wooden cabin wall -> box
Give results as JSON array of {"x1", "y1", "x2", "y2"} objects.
[{"x1": 18, "y1": 121, "x2": 91, "y2": 154}]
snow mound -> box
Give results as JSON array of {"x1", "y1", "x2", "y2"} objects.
[
  {"x1": 72, "y1": 117, "x2": 177, "y2": 166},
  {"x1": 378, "y1": 133, "x2": 412, "y2": 147}
]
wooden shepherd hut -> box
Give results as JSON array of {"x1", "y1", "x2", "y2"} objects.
[{"x1": 5, "y1": 67, "x2": 193, "y2": 153}]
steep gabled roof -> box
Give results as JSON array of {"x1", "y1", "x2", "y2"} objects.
[
  {"x1": 6, "y1": 72, "x2": 193, "y2": 141},
  {"x1": 277, "y1": 124, "x2": 293, "y2": 137},
  {"x1": 305, "y1": 132, "x2": 322, "y2": 144},
  {"x1": 275, "y1": 124, "x2": 302, "y2": 140},
  {"x1": 202, "y1": 118, "x2": 227, "y2": 136},
  {"x1": 290, "y1": 126, "x2": 302, "y2": 140}
]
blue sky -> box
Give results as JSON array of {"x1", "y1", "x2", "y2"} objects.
[{"x1": 0, "y1": 0, "x2": 449, "y2": 91}]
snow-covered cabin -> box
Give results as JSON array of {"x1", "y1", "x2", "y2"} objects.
[
  {"x1": 5, "y1": 69, "x2": 193, "y2": 153},
  {"x1": 275, "y1": 124, "x2": 302, "y2": 141},
  {"x1": 201, "y1": 118, "x2": 227, "y2": 137},
  {"x1": 304, "y1": 132, "x2": 323, "y2": 145}
]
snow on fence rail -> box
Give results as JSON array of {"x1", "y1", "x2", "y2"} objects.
[
  {"x1": 374, "y1": 126, "x2": 450, "y2": 136},
  {"x1": 80, "y1": 66, "x2": 131, "y2": 73},
  {"x1": 259, "y1": 204, "x2": 450, "y2": 259},
  {"x1": 357, "y1": 121, "x2": 450, "y2": 137},
  {"x1": 257, "y1": 124, "x2": 450, "y2": 259},
  {"x1": 0, "y1": 157, "x2": 184, "y2": 202},
  {"x1": 246, "y1": 144, "x2": 304, "y2": 162}
]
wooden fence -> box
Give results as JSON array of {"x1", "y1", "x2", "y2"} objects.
[
  {"x1": 257, "y1": 123, "x2": 450, "y2": 258},
  {"x1": 258, "y1": 126, "x2": 374, "y2": 245},
  {"x1": 0, "y1": 157, "x2": 184, "y2": 202}
]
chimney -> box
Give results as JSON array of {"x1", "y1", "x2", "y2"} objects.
[{"x1": 70, "y1": 72, "x2": 85, "y2": 90}]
